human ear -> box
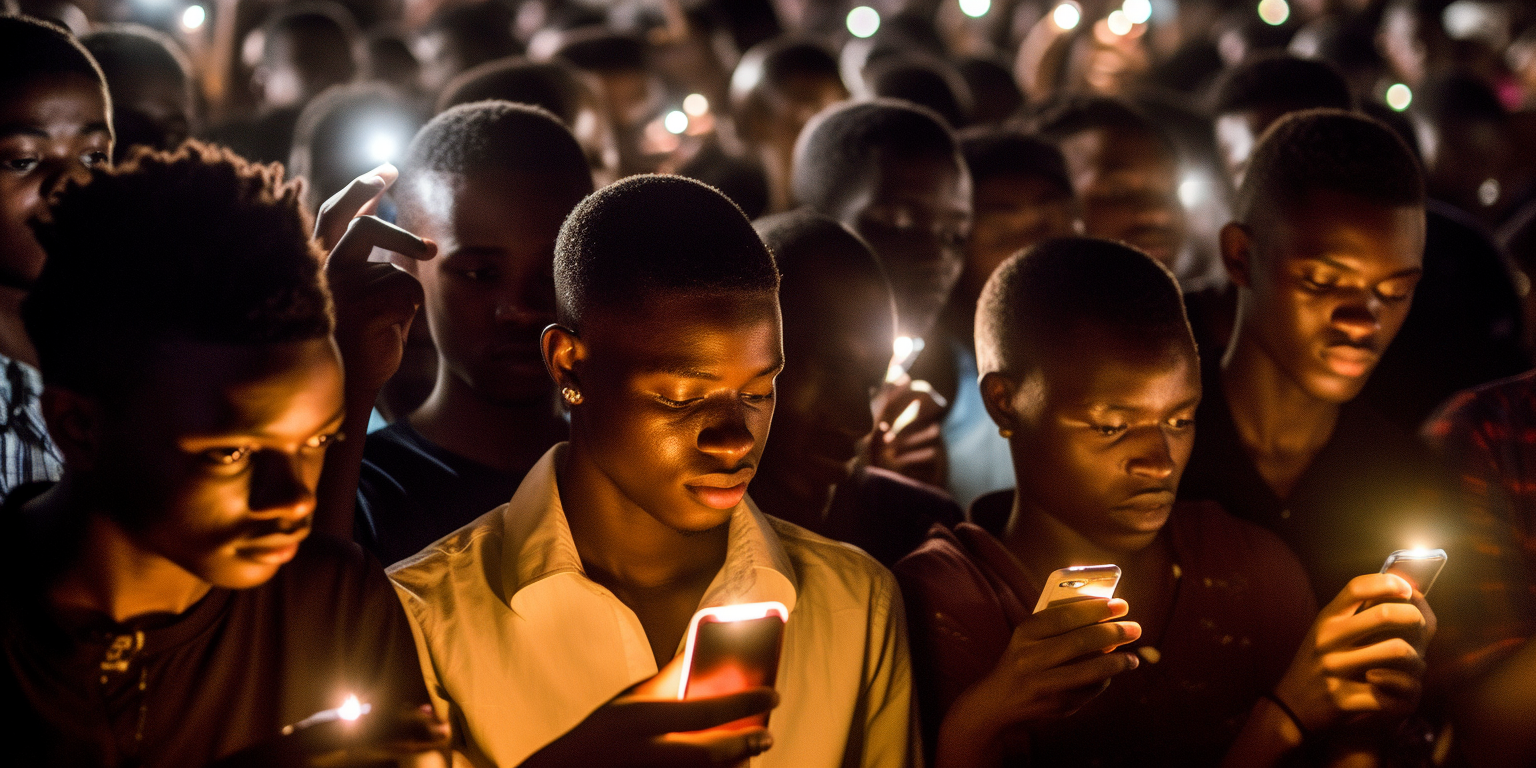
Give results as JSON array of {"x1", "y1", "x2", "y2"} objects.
[
  {"x1": 979, "y1": 371, "x2": 1020, "y2": 438},
  {"x1": 541, "y1": 323, "x2": 585, "y2": 397},
  {"x1": 40, "y1": 386, "x2": 102, "y2": 473},
  {"x1": 1219, "y1": 222, "x2": 1255, "y2": 288}
]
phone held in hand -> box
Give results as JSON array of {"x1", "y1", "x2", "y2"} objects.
[
  {"x1": 1380, "y1": 548, "x2": 1447, "y2": 595},
  {"x1": 678, "y1": 601, "x2": 789, "y2": 730},
  {"x1": 1033, "y1": 565, "x2": 1123, "y2": 613}
]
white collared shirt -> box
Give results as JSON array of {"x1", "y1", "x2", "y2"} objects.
[{"x1": 389, "y1": 444, "x2": 917, "y2": 767}]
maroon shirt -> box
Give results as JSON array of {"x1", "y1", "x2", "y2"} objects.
[{"x1": 894, "y1": 496, "x2": 1317, "y2": 767}]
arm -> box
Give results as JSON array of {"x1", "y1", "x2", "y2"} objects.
[
  {"x1": 1221, "y1": 574, "x2": 1435, "y2": 768},
  {"x1": 311, "y1": 167, "x2": 436, "y2": 538},
  {"x1": 853, "y1": 569, "x2": 920, "y2": 768}
]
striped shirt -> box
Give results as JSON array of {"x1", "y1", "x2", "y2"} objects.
[{"x1": 0, "y1": 355, "x2": 62, "y2": 502}]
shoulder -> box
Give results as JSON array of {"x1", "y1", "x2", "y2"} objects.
[
  {"x1": 766, "y1": 515, "x2": 899, "y2": 607},
  {"x1": 387, "y1": 505, "x2": 506, "y2": 600}
]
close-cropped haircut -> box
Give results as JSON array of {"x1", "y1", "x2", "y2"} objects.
[
  {"x1": 394, "y1": 101, "x2": 593, "y2": 208},
  {"x1": 82, "y1": 23, "x2": 191, "y2": 90},
  {"x1": 755, "y1": 208, "x2": 891, "y2": 315},
  {"x1": 554, "y1": 175, "x2": 778, "y2": 328},
  {"x1": 792, "y1": 98, "x2": 960, "y2": 214},
  {"x1": 0, "y1": 14, "x2": 108, "y2": 104},
  {"x1": 730, "y1": 37, "x2": 841, "y2": 109},
  {"x1": 959, "y1": 127, "x2": 1071, "y2": 193},
  {"x1": 24, "y1": 141, "x2": 332, "y2": 400},
  {"x1": 1234, "y1": 109, "x2": 1424, "y2": 226},
  {"x1": 437, "y1": 57, "x2": 584, "y2": 118},
  {"x1": 1033, "y1": 95, "x2": 1175, "y2": 155},
  {"x1": 976, "y1": 237, "x2": 1191, "y2": 378},
  {"x1": 262, "y1": 1, "x2": 360, "y2": 57},
  {"x1": 1210, "y1": 54, "x2": 1353, "y2": 116}
]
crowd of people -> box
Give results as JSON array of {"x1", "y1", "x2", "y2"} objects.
[{"x1": 2, "y1": 0, "x2": 1535, "y2": 765}]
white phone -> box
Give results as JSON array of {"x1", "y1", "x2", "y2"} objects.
[{"x1": 1033, "y1": 564, "x2": 1123, "y2": 613}]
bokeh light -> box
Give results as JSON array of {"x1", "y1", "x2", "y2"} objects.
[
  {"x1": 959, "y1": 0, "x2": 991, "y2": 18},
  {"x1": 1106, "y1": 9, "x2": 1133, "y2": 35},
  {"x1": 1123, "y1": 0, "x2": 1152, "y2": 24},
  {"x1": 847, "y1": 6, "x2": 881, "y2": 38},
  {"x1": 664, "y1": 110, "x2": 689, "y2": 134},
  {"x1": 1257, "y1": 0, "x2": 1289, "y2": 26},
  {"x1": 180, "y1": 4, "x2": 205, "y2": 30},
  {"x1": 1386, "y1": 82, "x2": 1413, "y2": 111},
  {"x1": 1052, "y1": 2, "x2": 1082, "y2": 30},
  {"x1": 683, "y1": 93, "x2": 709, "y2": 117}
]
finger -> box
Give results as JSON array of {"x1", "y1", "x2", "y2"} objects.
[
  {"x1": 616, "y1": 688, "x2": 779, "y2": 735},
  {"x1": 1317, "y1": 600, "x2": 1426, "y2": 649},
  {"x1": 328, "y1": 215, "x2": 435, "y2": 271},
  {"x1": 1028, "y1": 622, "x2": 1142, "y2": 673},
  {"x1": 1035, "y1": 650, "x2": 1140, "y2": 692},
  {"x1": 1364, "y1": 667, "x2": 1422, "y2": 708},
  {"x1": 649, "y1": 727, "x2": 774, "y2": 767},
  {"x1": 1018, "y1": 597, "x2": 1127, "y2": 641},
  {"x1": 315, "y1": 164, "x2": 397, "y2": 248},
  {"x1": 1321, "y1": 637, "x2": 1424, "y2": 678},
  {"x1": 1319, "y1": 573, "x2": 1414, "y2": 620}
]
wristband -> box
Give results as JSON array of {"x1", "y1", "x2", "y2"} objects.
[{"x1": 1262, "y1": 692, "x2": 1310, "y2": 741}]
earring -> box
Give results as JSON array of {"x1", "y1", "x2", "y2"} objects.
[
  {"x1": 561, "y1": 386, "x2": 583, "y2": 406},
  {"x1": 998, "y1": 427, "x2": 1013, "y2": 439}
]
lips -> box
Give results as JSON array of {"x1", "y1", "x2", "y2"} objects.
[
  {"x1": 1321, "y1": 346, "x2": 1378, "y2": 378},
  {"x1": 235, "y1": 534, "x2": 306, "y2": 565},
  {"x1": 686, "y1": 468, "x2": 755, "y2": 510}
]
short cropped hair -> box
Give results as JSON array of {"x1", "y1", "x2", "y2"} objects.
[
  {"x1": 976, "y1": 237, "x2": 1190, "y2": 378},
  {"x1": 865, "y1": 56, "x2": 973, "y2": 129},
  {"x1": 959, "y1": 127, "x2": 1071, "y2": 193},
  {"x1": 547, "y1": 28, "x2": 645, "y2": 73},
  {"x1": 555, "y1": 175, "x2": 778, "y2": 328},
  {"x1": 0, "y1": 14, "x2": 108, "y2": 105},
  {"x1": 422, "y1": 1, "x2": 519, "y2": 70},
  {"x1": 437, "y1": 57, "x2": 584, "y2": 118},
  {"x1": 262, "y1": 1, "x2": 359, "y2": 61},
  {"x1": 1235, "y1": 109, "x2": 1424, "y2": 226},
  {"x1": 394, "y1": 101, "x2": 592, "y2": 211},
  {"x1": 1034, "y1": 95, "x2": 1174, "y2": 156},
  {"x1": 1210, "y1": 54, "x2": 1353, "y2": 116},
  {"x1": 25, "y1": 141, "x2": 331, "y2": 400},
  {"x1": 82, "y1": 23, "x2": 191, "y2": 91},
  {"x1": 730, "y1": 37, "x2": 841, "y2": 112},
  {"x1": 792, "y1": 99, "x2": 960, "y2": 215},
  {"x1": 755, "y1": 208, "x2": 890, "y2": 310}
]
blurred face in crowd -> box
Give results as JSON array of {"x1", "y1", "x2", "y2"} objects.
[
  {"x1": 76, "y1": 338, "x2": 344, "y2": 589},
  {"x1": 985, "y1": 326, "x2": 1200, "y2": 555},
  {"x1": 758, "y1": 261, "x2": 895, "y2": 515},
  {"x1": 398, "y1": 168, "x2": 589, "y2": 405},
  {"x1": 826, "y1": 151, "x2": 972, "y2": 340},
  {"x1": 0, "y1": 72, "x2": 110, "y2": 288},
  {"x1": 740, "y1": 71, "x2": 848, "y2": 159},
  {"x1": 1224, "y1": 189, "x2": 1426, "y2": 404},
  {"x1": 1059, "y1": 127, "x2": 1186, "y2": 269},
  {"x1": 962, "y1": 173, "x2": 1076, "y2": 308},
  {"x1": 549, "y1": 290, "x2": 784, "y2": 532},
  {"x1": 106, "y1": 65, "x2": 193, "y2": 161}
]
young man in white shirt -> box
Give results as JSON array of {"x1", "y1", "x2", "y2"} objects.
[{"x1": 389, "y1": 174, "x2": 916, "y2": 767}]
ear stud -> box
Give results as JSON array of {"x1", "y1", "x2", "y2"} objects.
[
  {"x1": 998, "y1": 427, "x2": 1014, "y2": 439},
  {"x1": 560, "y1": 387, "x2": 583, "y2": 406}
]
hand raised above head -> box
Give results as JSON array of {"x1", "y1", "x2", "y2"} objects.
[{"x1": 313, "y1": 165, "x2": 437, "y2": 396}]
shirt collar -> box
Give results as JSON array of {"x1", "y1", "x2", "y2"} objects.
[{"x1": 501, "y1": 444, "x2": 798, "y2": 616}]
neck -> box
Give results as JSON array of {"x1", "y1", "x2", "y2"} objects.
[
  {"x1": 758, "y1": 143, "x2": 795, "y2": 214},
  {"x1": 557, "y1": 443, "x2": 728, "y2": 591},
  {"x1": 1220, "y1": 325, "x2": 1340, "y2": 463},
  {"x1": 409, "y1": 367, "x2": 567, "y2": 474},
  {"x1": 1003, "y1": 498, "x2": 1158, "y2": 580},
  {"x1": 0, "y1": 287, "x2": 38, "y2": 367},
  {"x1": 38, "y1": 478, "x2": 212, "y2": 623}
]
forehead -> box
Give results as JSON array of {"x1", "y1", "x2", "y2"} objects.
[
  {"x1": 1259, "y1": 189, "x2": 1426, "y2": 271},
  {"x1": 859, "y1": 150, "x2": 970, "y2": 207},
  {"x1": 585, "y1": 291, "x2": 782, "y2": 373},
  {"x1": 134, "y1": 338, "x2": 343, "y2": 435},
  {"x1": 402, "y1": 169, "x2": 587, "y2": 246},
  {"x1": 974, "y1": 173, "x2": 1072, "y2": 206},
  {"x1": 1061, "y1": 127, "x2": 1176, "y2": 177},
  {"x1": 1036, "y1": 327, "x2": 1200, "y2": 408},
  {"x1": 0, "y1": 73, "x2": 109, "y2": 136}
]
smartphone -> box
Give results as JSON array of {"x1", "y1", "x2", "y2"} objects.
[
  {"x1": 677, "y1": 601, "x2": 788, "y2": 730},
  {"x1": 1380, "y1": 548, "x2": 1447, "y2": 595},
  {"x1": 1033, "y1": 564, "x2": 1122, "y2": 613}
]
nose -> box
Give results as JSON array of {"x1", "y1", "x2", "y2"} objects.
[
  {"x1": 1330, "y1": 291, "x2": 1383, "y2": 342},
  {"x1": 1125, "y1": 427, "x2": 1177, "y2": 481},
  {"x1": 697, "y1": 401, "x2": 757, "y2": 466},
  {"x1": 247, "y1": 450, "x2": 317, "y2": 523}
]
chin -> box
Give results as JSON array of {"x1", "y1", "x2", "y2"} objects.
[{"x1": 203, "y1": 561, "x2": 285, "y2": 590}]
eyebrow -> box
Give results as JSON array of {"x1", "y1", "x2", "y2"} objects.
[
  {"x1": 1094, "y1": 395, "x2": 1201, "y2": 415},
  {"x1": 1302, "y1": 255, "x2": 1424, "y2": 280},
  {"x1": 645, "y1": 359, "x2": 785, "y2": 381},
  {"x1": 0, "y1": 122, "x2": 112, "y2": 141}
]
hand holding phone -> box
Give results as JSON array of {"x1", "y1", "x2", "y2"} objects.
[{"x1": 678, "y1": 602, "x2": 788, "y2": 731}]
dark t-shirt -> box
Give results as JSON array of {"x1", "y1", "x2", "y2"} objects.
[
  {"x1": 823, "y1": 465, "x2": 964, "y2": 567},
  {"x1": 356, "y1": 422, "x2": 529, "y2": 566},
  {"x1": 1, "y1": 489, "x2": 429, "y2": 767},
  {"x1": 894, "y1": 495, "x2": 1317, "y2": 767},
  {"x1": 1178, "y1": 374, "x2": 1449, "y2": 604}
]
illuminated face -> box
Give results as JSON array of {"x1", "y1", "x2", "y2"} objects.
[
  {"x1": 1236, "y1": 189, "x2": 1425, "y2": 404},
  {"x1": 400, "y1": 169, "x2": 589, "y2": 405},
  {"x1": 963, "y1": 174, "x2": 1076, "y2": 307},
  {"x1": 1000, "y1": 329, "x2": 1200, "y2": 554},
  {"x1": 1060, "y1": 127, "x2": 1185, "y2": 269},
  {"x1": 97, "y1": 338, "x2": 345, "y2": 589},
  {"x1": 0, "y1": 73, "x2": 111, "y2": 287},
  {"x1": 758, "y1": 267, "x2": 893, "y2": 513},
  {"x1": 833, "y1": 152, "x2": 972, "y2": 339},
  {"x1": 569, "y1": 291, "x2": 783, "y2": 532}
]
